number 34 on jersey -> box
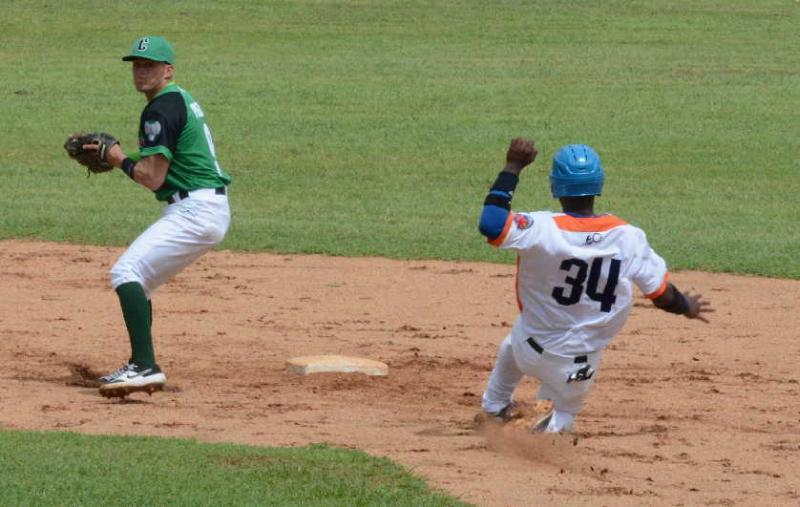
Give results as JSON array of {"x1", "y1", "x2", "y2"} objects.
[{"x1": 552, "y1": 257, "x2": 621, "y2": 312}]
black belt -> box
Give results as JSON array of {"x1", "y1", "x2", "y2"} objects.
[
  {"x1": 167, "y1": 186, "x2": 226, "y2": 205},
  {"x1": 526, "y1": 337, "x2": 588, "y2": 364}
]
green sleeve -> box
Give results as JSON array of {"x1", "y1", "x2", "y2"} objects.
[{"x1": 140, "y1": 146, "x2": 174, "y2": 161}]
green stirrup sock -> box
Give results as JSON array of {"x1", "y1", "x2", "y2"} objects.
[{"x1": 115, "y1": 282, "x2": 156, "y2": 368}]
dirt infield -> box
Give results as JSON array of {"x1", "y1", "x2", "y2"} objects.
[{"x1": 1, "y1": 240, "x2": 798, "y2": 506}]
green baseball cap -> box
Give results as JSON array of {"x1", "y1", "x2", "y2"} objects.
[{"x1": 122, "y1": 36, "x2": 175, "y2": 64}]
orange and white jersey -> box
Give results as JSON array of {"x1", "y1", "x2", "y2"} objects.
[{"x1": 490, "y1": 211, "x2": 668, "y2": 355}]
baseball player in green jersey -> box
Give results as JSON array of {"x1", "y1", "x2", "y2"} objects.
[{"x1": 92, "y1": 36, "x2": 232, "y2": 398}]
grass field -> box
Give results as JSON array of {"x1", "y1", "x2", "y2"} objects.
[
  {"x1": 1, "y1": 0, "x2": 797, "y2": 276},
  {"x1": 0, "y1": 430, "x2": 467, "y2": 506},
  {"x1": 0, "y1": 1, "x2": 797, "y2": 505}
]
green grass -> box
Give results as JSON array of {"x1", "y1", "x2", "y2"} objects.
[
  {"x1": 0, "y1": 430, "x2": 469, "y2": 506},
  {"x1": 1, "y1": 0, "x2": 797, "y2": 276}
]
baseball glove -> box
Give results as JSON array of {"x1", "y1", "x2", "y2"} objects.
[{"x1": 63, "y1": 132, "x2": 119, "y2": 174}]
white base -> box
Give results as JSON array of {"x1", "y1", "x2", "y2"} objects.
[{"x1": 286, "y1": 355, "x2": 389, "y2": 376}]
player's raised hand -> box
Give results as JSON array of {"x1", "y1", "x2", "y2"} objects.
[
  {"x1": 505, "y1": 137, "x2": 538, "y2": 175},
  {"x1": 685, "y1": 291, "x2": 714, "y2": 323}
]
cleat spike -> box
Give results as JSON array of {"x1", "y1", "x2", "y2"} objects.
[{"x1": 96, "y1": 362, "x2": 166, "y2": 399}]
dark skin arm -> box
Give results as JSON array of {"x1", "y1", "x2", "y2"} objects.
[{"x1": 652, "y1": 283, "x2": 714, "y2": 323}]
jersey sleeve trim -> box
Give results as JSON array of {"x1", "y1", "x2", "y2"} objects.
[
  {"x1": 553, "y1": 214, "x2": 628, "y2": 232},
  {"x1": 645, "y1": 272, "x2": 670, "y2": 299},
  {"x1": 139, "y1": 146, "x2": 173, "y2": 161},
  {"x1": 487, "y1": 212, "x2": 515, "y2": 247}
]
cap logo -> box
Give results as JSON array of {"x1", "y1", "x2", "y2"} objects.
[{"x1": 136, "y1": 37, "x2": 150, "y2": 51}]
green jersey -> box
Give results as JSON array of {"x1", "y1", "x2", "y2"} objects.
[{"x1": 138, "y1": 82, "x2": 232, "y2": 202}]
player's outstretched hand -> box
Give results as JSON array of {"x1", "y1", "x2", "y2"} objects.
[
  {"x1": 504, "y1": 137, "x2": 538, "y2": 175},
  {"x1": 685, "y1": 291, "x2": 713, "y2": 323}
]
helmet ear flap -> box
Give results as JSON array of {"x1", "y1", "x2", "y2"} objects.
[{"x1": 549, "y1": 144, "x2": 604, "y2": 198}]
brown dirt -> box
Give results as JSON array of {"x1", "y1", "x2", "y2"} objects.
[{"x1": 1, "y1": 240, "x2": 798, "y2": 506}]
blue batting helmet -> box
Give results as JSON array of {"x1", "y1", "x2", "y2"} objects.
[{"x1": 550, "y1": 144, "x2": 604, "y2": 198}]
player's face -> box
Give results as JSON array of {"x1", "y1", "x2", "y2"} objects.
[{"x1": 131, "y1": 59, "x2": 173, "y2": 95}]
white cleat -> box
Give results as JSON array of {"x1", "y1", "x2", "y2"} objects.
[{"x1": 98, "y1": 362, "x2": 166, "y2": 399}]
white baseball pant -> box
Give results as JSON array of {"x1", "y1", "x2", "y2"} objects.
[
  {"x1": 482, "y1": 334, "x2": 603, "y2": 432},
  {"x1": 110, "y1": 189, "x2": 230, "y2": 297}
]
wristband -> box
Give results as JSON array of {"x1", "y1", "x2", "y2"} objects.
[
  {"x1": 491, "y1": 171, "x2": 519, "y2": 194},
  {"x1": 121, "y1": 158, "x2": 136, "y2": 179}
]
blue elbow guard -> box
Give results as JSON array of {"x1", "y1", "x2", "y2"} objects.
[
  {"x1": 479, "y1": 171, "x2": 518, "y2": 238},
  {"x1": 479, "y1": 205, "x2": 509, "y2": 238}
]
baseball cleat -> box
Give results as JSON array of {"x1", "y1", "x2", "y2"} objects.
[
  {"x1": 474, "y1": 401, "x2": 524, "y2": 426},
  {"x1": 528, "y1": 399, "x2": 555, "y2": 432},
  {"x1": 99, "y1": 383, "x2": 165, "y2": 399},
  {"x1": 474, "y1": 399, "x2": 555, "y2": 430},
  {"x1": 98, "y1": 363, "x2": 134, "y2": 384},
  {"x1": 98, "y1": 362, "x2": 166, "y2": 398}
]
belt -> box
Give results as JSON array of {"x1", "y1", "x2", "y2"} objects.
[
  {"x1": 167, "y1": 186, "x2": 226, "y2": 205},
  {"x1": 526, "y1": 337, "x2": 588, "y2": 364}
]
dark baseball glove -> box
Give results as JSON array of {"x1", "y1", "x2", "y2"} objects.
[{"x1": 63, "y1": 132, "x2": 119, "y2": 174}]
